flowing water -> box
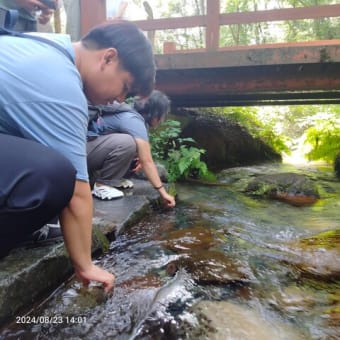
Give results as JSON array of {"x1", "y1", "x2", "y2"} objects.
[{"x1": 1, "y1": 163, "x2": 339, "y2": 339}]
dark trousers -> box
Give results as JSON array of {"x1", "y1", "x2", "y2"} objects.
[{"x1": 0, "y1": 134, "x2": 76, "y2": 253}]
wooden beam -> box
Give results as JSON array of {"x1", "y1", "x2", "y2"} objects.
[
  {"x1": 219, "y1": 4, "x2": 340, "y2": 25},
  {"x1": 155, "y1": 41, "x2": 340, "y2": 69},
  {"x1": 133, "y1": 15, "x2": 205, "y2": 31},
  {"x1": 154, "y1": 42, "x2": 340, "y2": 107},
  {"x1": 133, "y1": 4, "x2": 340, "y2": 32}
]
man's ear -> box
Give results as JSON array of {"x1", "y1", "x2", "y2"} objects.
[{"x1": 102, "y1": 48, "x2": 119, "y2": 66}]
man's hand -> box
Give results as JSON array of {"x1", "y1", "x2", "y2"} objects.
[
  {"x1": 14, "y1": 0, "x2": 56, "y2": 12},
  {"x1": 75, "y1": 263, "x2": 115, "y2": 293},
  {"x1": 60, "y1": 180, "x2": 114, "y2": 294},
  {"x1": 37, "y1": 8, "x2": 53, "y2": 24}
]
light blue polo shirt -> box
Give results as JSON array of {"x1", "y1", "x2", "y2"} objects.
[
  {"x1": 88, "y1": 109, "x2": 149, "y2": 142},
  {"x1": 0, "y1": 33, "x2": 89, "y2": 181}
]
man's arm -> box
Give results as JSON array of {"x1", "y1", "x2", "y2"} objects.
[
  {"x1": 135, "y1": 138, "x2": 176, "y2": 208},
  {"x1": 60, "y1": 180, "x2": 115, "y2": 292}
]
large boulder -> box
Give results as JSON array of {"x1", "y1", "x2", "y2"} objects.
[
  {"x1": 245, "y1": 172, "x2": 320, "y2": 206},
  {"x1": 172, "y1": 109, "x2": 281, "y2": 171}
]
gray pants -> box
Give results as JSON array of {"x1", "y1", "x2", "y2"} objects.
[{"x1": 87, "y1": 134, "x2": 136, "y2": 188}]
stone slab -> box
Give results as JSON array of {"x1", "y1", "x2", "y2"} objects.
[{"x1": 0, "y1": 179, "x2": 159, "y2": 326}]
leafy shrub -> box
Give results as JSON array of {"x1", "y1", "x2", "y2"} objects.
[
  {"x1": 150, "y1": 120, "x2": 215, "y2": 182},
  {"x1": 205, "y1": 106, "x2": 290, "y2": 155},
  {"x1": 304, "y1": 117, "x2": 340, "y2": 163}
]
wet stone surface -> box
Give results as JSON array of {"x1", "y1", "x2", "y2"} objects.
[
  {"x1": 166, "y1": 250, "x2": 254, "y2": 284},
  {"x1": 0, "y1": 163, "x2": 339, "y2": 339},
  {"x1": 163, "y1": 225, "x2": 217, "y2": 253},
  {"x1": 279, "y1": 229, "x2": 340, "y2": 279},
  {"x1": 0, "y1": 179, "x2": 158, "y2": 327}
]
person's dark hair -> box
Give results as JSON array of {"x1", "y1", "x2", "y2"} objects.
[
  {"x1": 133, "y1": 90, "x2": 170, "y2": 125},
  {"x1": 81, "y1": 20, "x2": 156, "y2": 97}
]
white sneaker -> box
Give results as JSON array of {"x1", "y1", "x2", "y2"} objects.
[
  {"x1": 115, "y1": 179, "x2": 134, "y2": 189},
  {"x1": 92, "y1": 183, "x2": 124, "y2": 200}
]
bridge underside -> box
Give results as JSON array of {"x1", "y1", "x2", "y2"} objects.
[{"x1": 154, "y1": 42, "x2": 340, "y2": 107}]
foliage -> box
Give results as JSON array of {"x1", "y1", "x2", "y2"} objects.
[
  {"x1": 304, "y1": 112, "x2": 340, "y2": 163},
  {"x1": 206, "y1": 106, "x2": 290, "y2": 155},
  {"x1": 142, "y1": 0, "x2": 340, "y2": 49},
  {"x1": 149, "y1": 119, "x2": 215, "y2": 182},
  {"x1": 220, "y1": 0, "x2": 340, "y2": 46},
  {"x1": 166, "y1": 145, "x2": 207, "y2": 182},
  {"x1": 150, "y1": 119, "x2": 186, "y2": 161},
  {"x1": 92, "y1": 227, "x2": 110, "y2": 253},
  {"x1": 258, "y1": 105, "x2": 322, "y2": 140}
]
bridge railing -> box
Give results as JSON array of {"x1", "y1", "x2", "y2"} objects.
[{"x1": 80, "y1": 0, "x2": 340, "y2": 54}]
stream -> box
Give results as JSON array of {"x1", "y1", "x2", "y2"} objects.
[{"x1": 1, "y1": 162, "x2": 339, "y2": 339}]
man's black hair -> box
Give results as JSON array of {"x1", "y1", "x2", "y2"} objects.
[{"x1": 82, "y1": 20, "x2": 156, "y2": 98}]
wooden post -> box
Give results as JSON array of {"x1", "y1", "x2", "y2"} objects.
[
  {"x1": 53, "y1": 7, "x2": 61, "y2": 33},
  {"x1": 80, "y1": 0, "x2": 106, "y2": 37},
  {"x1": 206, "y1": 0, "x2": 220, "y2": 51},
  {"x1": 163, "y1": 41, "x2": 176, "y2": 53}
]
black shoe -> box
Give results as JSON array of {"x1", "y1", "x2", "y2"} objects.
[
  {"x1": 20, "y1": 224, "x2": 63, "y2": 247},
  {"x1": 0, "y1": 224, "x2": 63, "y2": 259}
]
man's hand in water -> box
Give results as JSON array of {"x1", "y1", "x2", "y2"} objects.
[{"x1": 76, "y1": 263, "x2": 115, "y2": 293}]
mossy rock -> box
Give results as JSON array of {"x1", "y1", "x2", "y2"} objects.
[
  {"x1": 281, "y1": 230, "x2": 340, "y2": 279},
  {"x1": 245, "y1": 173, "x2": 320, "y2": 206},
  {"x1": 299, "y1": 229, "x2": 340, "y2": 250},
  {"x1": 92, "y1": 227, "x2": 110, "y2": 254}
]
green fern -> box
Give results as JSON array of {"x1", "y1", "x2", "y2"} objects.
[
  {"x1": 304, "y1": 120, "x2": 340, "y2": 163},
  {"x1": 150, "y1": 120, "x2": 215, "y2": 182}
]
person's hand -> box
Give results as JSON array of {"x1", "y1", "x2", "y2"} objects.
[
  {"x1": 75, "y1": 263, "x2": 115, "y2": 293},
  {"x1": 131, "y1": 158, "x2": 142, "y2": 173},
  {"x1": 15, "y1": 0, "x2": 55, "y2": 12},
  {"x1": 37, "y1": 8, "x2": 53, "y2": 24},
  {"x1": 161, "y1": 192, "x2": 176, "y2": 208}
]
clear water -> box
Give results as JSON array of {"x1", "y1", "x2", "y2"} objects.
[{"x1": 1, "y1": 163, "x2": 339, "y2": 339}]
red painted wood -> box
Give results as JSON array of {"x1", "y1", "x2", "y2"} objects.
[
  {"x1": 206, "y1": 0, "x2": 220, "y2": 51},
  {"x1": 80, "y1": 0, "x2": 106, "y2": 36},
  {"x1": 79, "y1": 2, "x2": 340, "y2": 105}
]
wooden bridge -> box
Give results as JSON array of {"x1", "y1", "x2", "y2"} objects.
[{"x1": 80, "y1": 0, "x2": 340, "y2": 107}]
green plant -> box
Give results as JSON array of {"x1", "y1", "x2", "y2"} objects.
[
  {"x1": 206, "y1": 106, "x2": 290, "y2": 155},
  {"x1": 150, "y1": 120, "x2": 186, "y2": 160},
  {"x1": 150, "y1": 119, "x2": 214, "y2": 182},
  {"x1": 304, "y1": 117, "x2": 340, "y2": 163},
  {"x1": 166, "y1": 145, "x2": 208, "y2": 182}
]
